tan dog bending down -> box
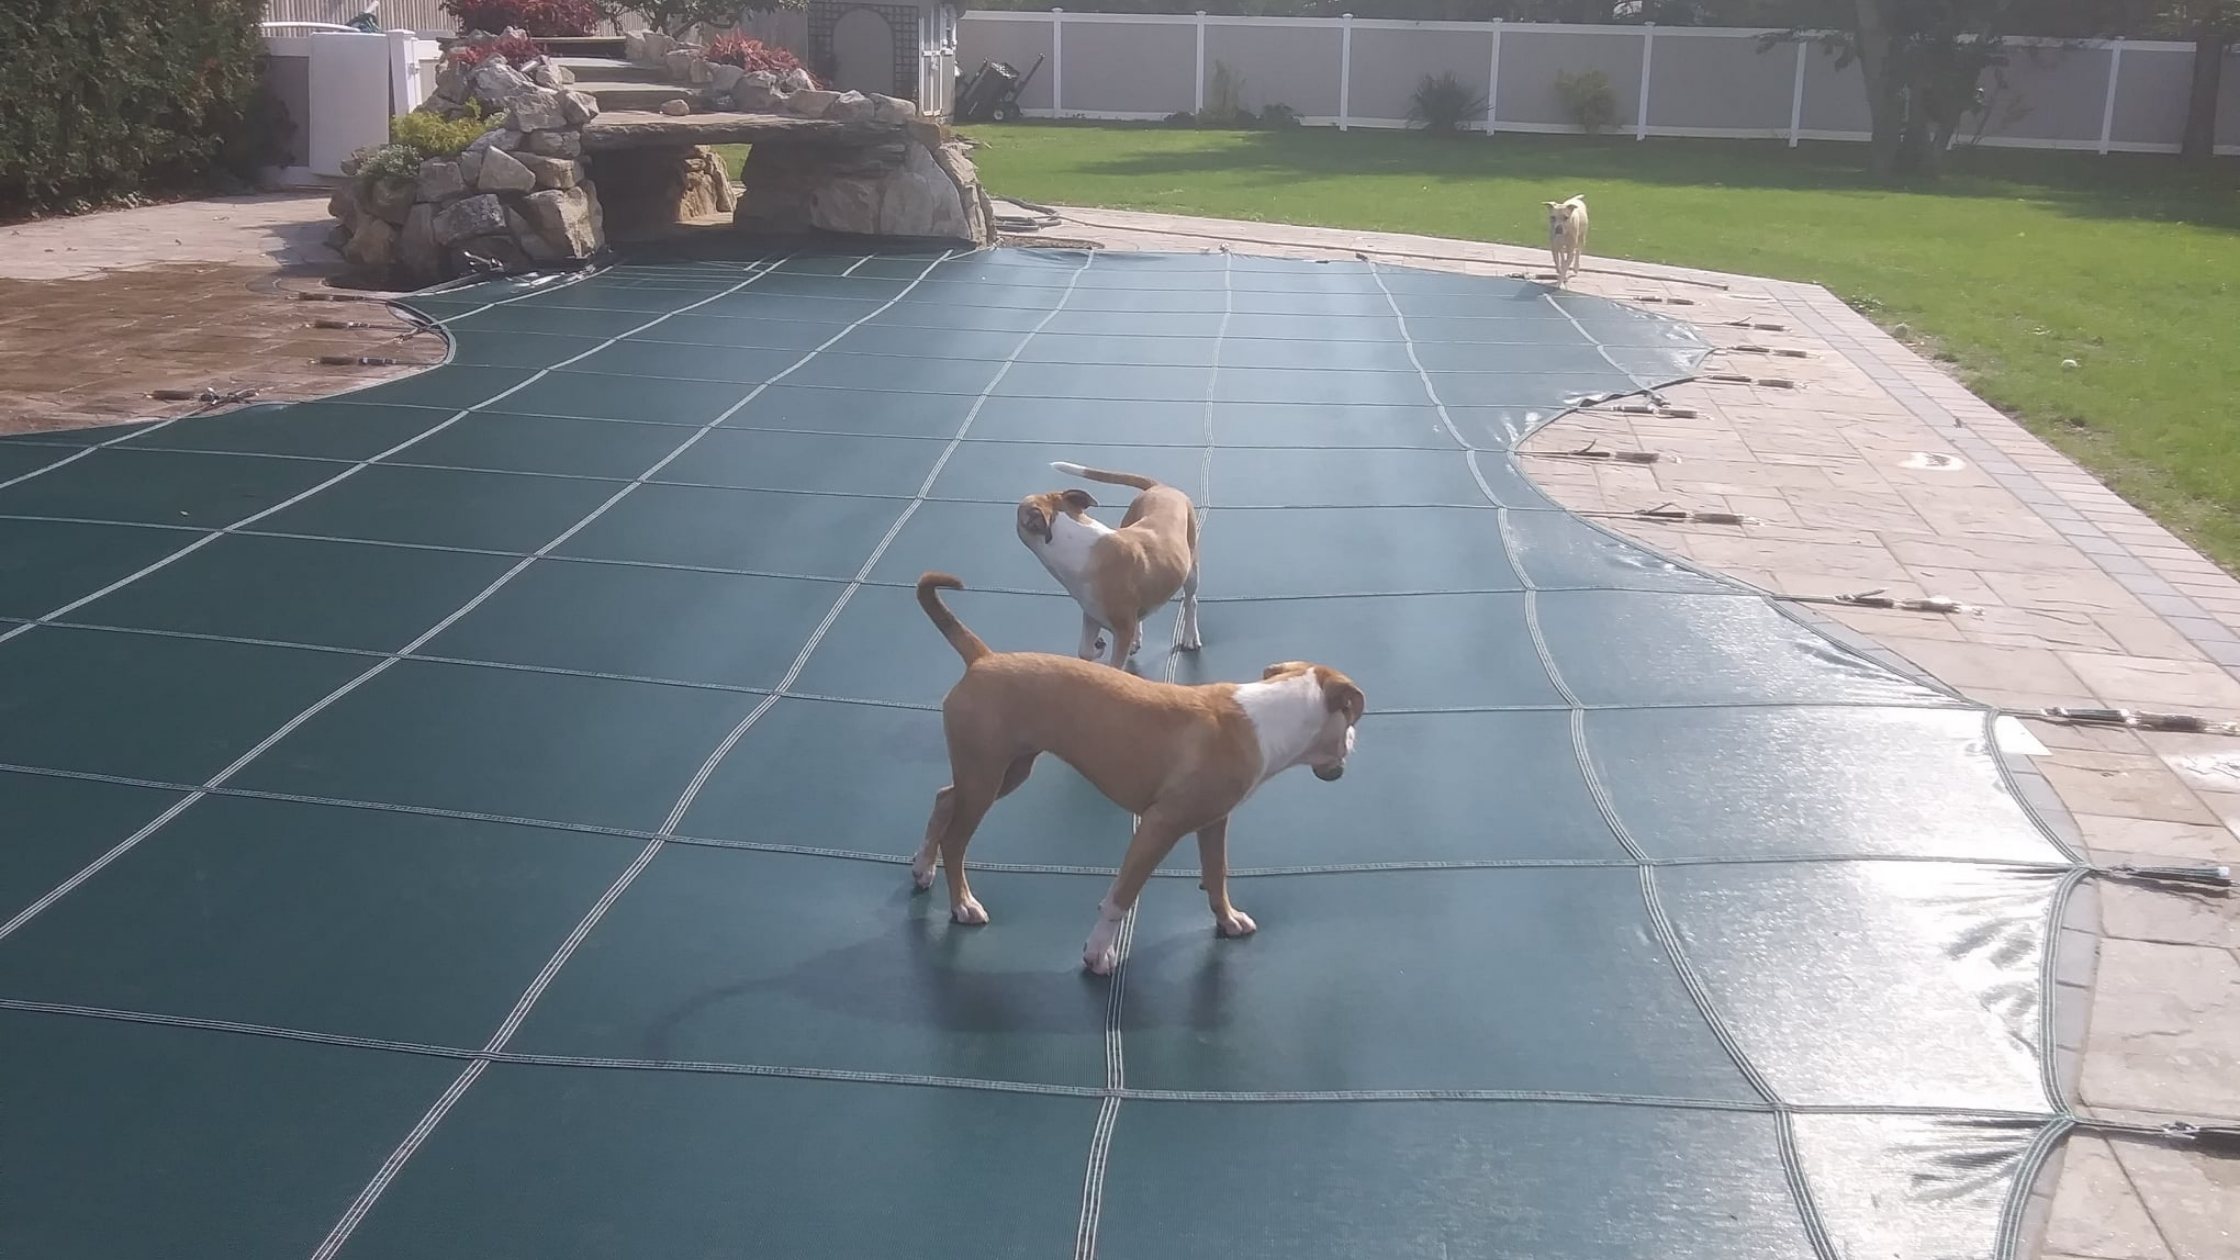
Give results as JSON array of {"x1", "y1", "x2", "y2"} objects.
[
  {"x1": 1546, "y1": 195, "x2": 1589, "y2": 288},
  {"x1": 910, "y1": 574, "x2": 1364, "y2": 976},
  {"x1": 1016, "y1": 461, "x2": 1200, "y2": 668}
]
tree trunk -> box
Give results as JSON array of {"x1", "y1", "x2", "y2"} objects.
[
  {"x1": 1853, "y1": 0, "x2": 1903, "y2": 178},
  {"x1": 2180, "y1": 24, "x2": 2227, "y2": 163}
]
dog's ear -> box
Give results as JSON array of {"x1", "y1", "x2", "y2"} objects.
[
  {"x1": 1060, "y1": 488, "x2": 1097, "y2": 513},
  {"x1": 1016, "y1": 501, "x2": 1053, "y2": 543},
  {"x1": 1545, "y1": 201, "x2": 1559, "y2": 210},
  {"x1": 1321, "y1": 677, "x2": 1366, "y2": 724},
  {"x1": 1261, "y1": 662, "x2": 1297, "y2": 681}
]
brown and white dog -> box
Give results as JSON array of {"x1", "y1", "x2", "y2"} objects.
[
  {"x1": 1015, "y1": 461, "x2": 1200, "y2": 668},
  {"x1": 1545, "y1": 195, "x2": 1589, "y2": 288},
  {"x1": 910, "y1": 573, "x2": 1363, "y2": 976}
]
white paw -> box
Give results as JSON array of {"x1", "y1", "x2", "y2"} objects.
[
  {"x1": 951, "y1": 896, "x2": 988, "y2": 925},
  {"x1": 1082, "y1": 913, "x2": 1124, "y2": 975},
  {"x1": 911, "y1": 862, "x2": 935, "y2": 891},
  {"x1": 1215, "y1": 909, "x2": 1257, "y2": 938},
  {"x1": 1083, "y1": 637, "x2": 1106, "y2": 661},
  {"x1": 1179, "y1": 630, "x2": 1202, "y2": 652}
]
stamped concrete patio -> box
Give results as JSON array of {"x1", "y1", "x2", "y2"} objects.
[
  {"x1": 7, "y1": 193, "x2": 2235, "y2": 1259},
  {"x1": 0, "y1": 195, "x2": 444, "y2": 436}
]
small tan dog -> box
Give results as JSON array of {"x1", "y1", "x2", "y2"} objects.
[
  {"x1": 910, "y1": 573, "x2": 1363, "y2": 976},
  {"x1": 1016, "y1": 461, "x2": 1200, "y2": 668},
  {"x1": 1545, "y1": 195, "x2": 1589, "y2": 288}
]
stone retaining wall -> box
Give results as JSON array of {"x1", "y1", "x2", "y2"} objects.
[{"x1": 327, "y1": 28, "x2": 993, "y2": 288}]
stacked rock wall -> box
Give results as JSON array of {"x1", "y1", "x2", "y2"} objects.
[{"x1": 328, "y1": 45, "x2": 609, "y2": 287}]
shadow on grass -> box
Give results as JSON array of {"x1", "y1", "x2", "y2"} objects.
[{"x1": 1001, "y1": 123, "x2": 2240, "y2": 232}]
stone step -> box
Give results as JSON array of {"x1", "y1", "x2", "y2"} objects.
[
  {"x1": 573, "y1": 81, "x2": 698, "y2": 111},
  {"x1": 539, "y1": 35, "x2": 628, "y2": 59},
  {"x1": 582, "y1": 111, "x2": 910, "y2": 150},
  {"x1": 554, "y1": 56, "x2": 664, "y2": 82}
]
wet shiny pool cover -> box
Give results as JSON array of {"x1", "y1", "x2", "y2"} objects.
[{"x1": 0, "y1": 247, "x2": 2085, "y2": 1260}]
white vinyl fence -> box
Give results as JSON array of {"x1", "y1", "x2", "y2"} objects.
[
  {"x1": 261, "y1": 29, "x2": 444, "y2": 180},
  {"x1": 959, "y1": 13, "x2": 2240, "y2": 156}
]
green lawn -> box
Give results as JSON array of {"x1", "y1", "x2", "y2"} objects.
[{"x1": 946, "y1": 123, "x2": 2240, "y2": 570}]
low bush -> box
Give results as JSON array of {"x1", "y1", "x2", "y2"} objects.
[
  {"x1": 703, "y1": 31, "x2": 815, "y2": 84},
  {"x1": 390, "y1": 100, "x2": 506, "y2": 157},
  {"x1": 1, "y1": 0, "x2": 290, "y2": 217},
  {"x1": 1556, "y1": 69, "x2": 1619, "y2": 134},
  {"x1": 1259, "y1": 103, "x2": 1302, "y2": 130},
  {"x1": 352, "y1": 142, "x2": 425, "y2": 198},
  {"x1": 1406, "y1": 71, "x2": 1486, "y2": 135},
  {"x1": 442, "y1": 0, "x2": 600, "y2": 37},
  {"x1": 1197, "y1": 61, "x2": 1250, "y2": 128}
]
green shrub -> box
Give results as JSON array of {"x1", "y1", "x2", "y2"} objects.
[
  {"x1": 1198, "y1": 61, "x2": 1251, "y2": 128},
  {"x1": 1406, "y1": 71, "x2": 1486, "y2": 135},
  {"x1": 1556, "y1": 69, "x2": 1620, "y2": 135},
  {"x1": 1259, "y1": 103, "x2": 1301, "y2": 130},
  {"x1": 0, "y1": 0, "x2": 288, "y2": 217},
  {"x1": 391, "y1": 101, "x2": 506, "y2": 157},
  {"x1": 353, "y1": 143, "x2": 425, "y2": 195}
]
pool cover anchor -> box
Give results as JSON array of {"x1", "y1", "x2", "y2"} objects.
[
  {"x1": 2096, "y1": 862, "x2": 2235, "y2": 890},
  {"x1": 1602, "y1": 501, "x2": 1759, "y2": 527},
  {"x1": 1781, "y1": 588, "x2": 1978, "y2": 616},
  {"x1": 1535, "y1": 439, "x2": 1663, "y2": 465},
  {"x1": 2018, "y1": 706, "x2": 2240, "y2": 737},
  {"x1": 145, "y1": 387, "x2": 259, "y2": 412},
  {"x1": 2074, "y1": 1117, "x2": 2240, "y2": 1157}
]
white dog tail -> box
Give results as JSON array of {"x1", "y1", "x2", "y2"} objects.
[{"x1": 1051, "y1": 461, "x2": 1159, "y2": 491}]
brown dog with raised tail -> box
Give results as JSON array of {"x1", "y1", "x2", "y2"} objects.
[{"x1": 910, "y1": 573, "x2": 1363, "y2": 976}]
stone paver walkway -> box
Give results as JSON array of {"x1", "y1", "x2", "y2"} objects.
[
  {"x1": 8, "y1": 193, "x2": 2233, "y2": 1259},
  {"x1": 0, "y1": 194, "x2": 439, "y2": 435}
]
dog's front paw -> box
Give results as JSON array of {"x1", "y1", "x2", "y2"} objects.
[
  {"x1": 1082, "y1": 913, "x2": 1124, "y2": 975},
  {"x1": 911, "y1": 856, "x2": 936, "y2": 891},
  {"x1": 1178, "y1": 629, "x2": 1203, "y2": 652},
  {"x1": 1214, "y1": 908, "x2": 1257, "y2": 938},
  {"x1": 951, "y1": 896, "x2": 989, "y2": 926}
]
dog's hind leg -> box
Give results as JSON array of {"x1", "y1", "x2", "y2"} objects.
[
  {"x1": 910, "y1": 752, "x2": 1036, "y2": 892},
  {"x1": 912, "y1": 751, "x2": 1031, "y2": 922},
  {"x1": 1177, "y1": 563, "x2": 1202, "y2": 652},
  {"x1": 1084, "y1": 815, "x2": 1189, "y2": 975},
  {"x1": 1106, "y1": 612, "x2": 1142, "y2": 669},
  {"x1": 934, "y1": 774, "x2": 1003, "y2": 924},
  {"x1": 911, "y1": 786, "x2": 954, "y2": 891},
  {"x1": 1195, "y1": 818, "x2": 1255, "y2": 938}
]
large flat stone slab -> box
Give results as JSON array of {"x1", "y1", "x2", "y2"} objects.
[{"x1": 580, "y1": 111, "x2": 909, "y2": 151}]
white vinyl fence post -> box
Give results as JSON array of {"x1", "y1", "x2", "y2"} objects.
[
  {"x1": 1485, "y1": 19, "x2": 1501, "y2": 135},
  {"x1": 1050, "y1": 9, "x2": 1064, "y2": 116},
  {"x1": 386, "y1": 28, "x2": 418, "y2": 114},
  {"x1": 2098, "y1": 38, "x2": 2124, "y2": 155},
  {"x1": 1634, "y1": 22, "x2": 1654, "y2": 140},
  {"x1": 1338, "y1": 13, "x2": 1354, "y2": 132},
  {"x1": 1195, "y1": 11, "x2": 1207, "y2": 115},
  {"x1": 1788, "y1": 38, "x2": 1807, "y2": 147}
]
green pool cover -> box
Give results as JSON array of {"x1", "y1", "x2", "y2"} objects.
[{"x1": 0, "y1": 246, "x2": 2088, "y2": 1259}]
